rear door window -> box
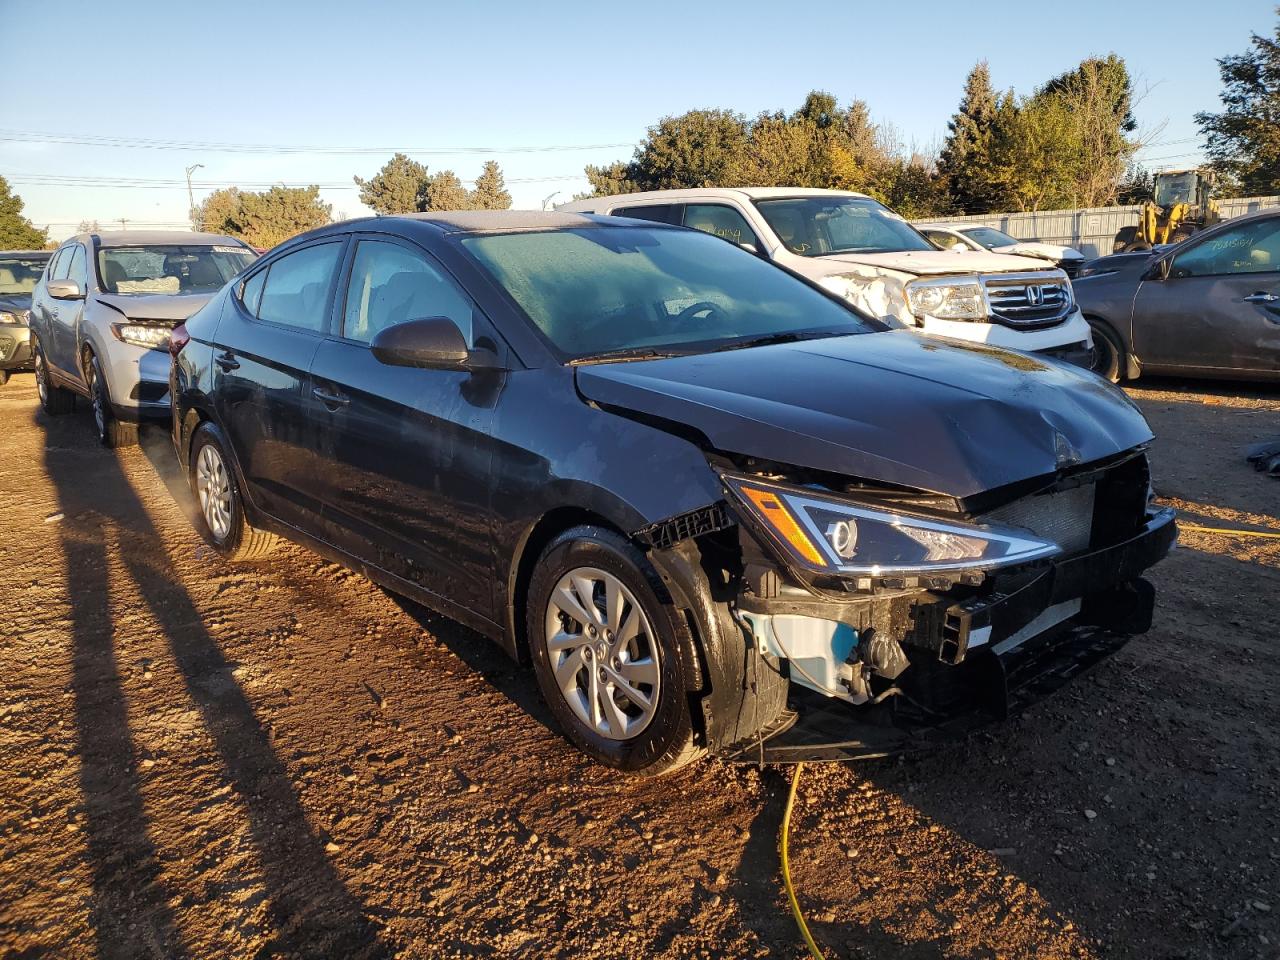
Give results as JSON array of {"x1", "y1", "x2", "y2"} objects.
[
  {"x1": 611, "y1": 204, "x2": 682, "y2": 225},
  {"x1": 255, "y1": 242, "x2": 343, "y2": 333}
]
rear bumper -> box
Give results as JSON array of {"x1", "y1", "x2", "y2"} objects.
[{"x1": 723, "y1": 509, "x2": 1176, "y2": 763}]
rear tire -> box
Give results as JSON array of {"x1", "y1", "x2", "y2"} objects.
[
  {"x1": 86, "y1": 353, "x2": 138, "y2": 448},
  {"x1": 1088, "y1": 321, "x2": 1126, "y2": 384},
  {"x1": 0, "y1": 369, "x2": 8, "y2": 387},
  {"x1": 527, "y1": 525, "x2": 703, "y2": 776},
  {"x1": 189, "y1": 422, "x2": 278, "y2": 561},
  {"x1": 34, "y1": 340, "x2": 76, "y2": 415}
]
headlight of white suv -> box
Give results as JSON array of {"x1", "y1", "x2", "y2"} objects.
[
  {"x1": 724, "y1": 474, "x2": 1060, "y2": 576},
  {"x1": 904, "y1": 276, "x2": 987, "y2": 321}
]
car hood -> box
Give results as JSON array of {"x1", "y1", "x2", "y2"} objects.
[
  {"x1": 991, "y1": 241, "x2": 1084, "y2": 262},
  {"x1": 807, "y1": 248, "x2": 1058, "y2": 278},
  {"x1": 575, "y1": 331, "x2": 1151, "y2": 499},
  {"x1": 94, "y1": 291, "x2": 215, "y2": 321},
  {"x1": 0, "y1": 293, "x2": 33, "y2": 314}
]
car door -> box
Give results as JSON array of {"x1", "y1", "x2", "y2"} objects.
[
  {"x1": 307, "y1": 234, "x2": 503, "y2": 621},
  {"x1": 212, "y1": 238, "x2": 346, "y2": 530},
  {"x1": 1131, "y1": 216, "x2": 1280, "y2": 375},
  {"x1": 60, "y1": 244, "x2": 91, "y2": 387},
  {"x1": 42, "y1": 245, "x2": 78, "y2": 378}
]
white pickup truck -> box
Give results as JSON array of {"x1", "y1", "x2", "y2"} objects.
[{"x1": 561, "y1": 188, "x2": 1094, "y2": 367}]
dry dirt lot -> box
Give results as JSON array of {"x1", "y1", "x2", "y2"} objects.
[{"x1": 1, "y1": 372, "x2": 1277, "y2": 960}]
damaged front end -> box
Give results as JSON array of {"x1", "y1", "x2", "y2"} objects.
[{"x1": 705, "y1": 450, "x2": 1176, "y2": 762}]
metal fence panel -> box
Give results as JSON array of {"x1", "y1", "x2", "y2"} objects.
[{"x1": 915, "y1": 195, "x2": 1280, "y2": 258}]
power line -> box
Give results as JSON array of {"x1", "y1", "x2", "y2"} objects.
[
  {"x1": 8, "y1": 174, "x2": 588, "y2": 192},
  {"x1": 0, "y1": 129, "x2": 636, "y2": 156}
]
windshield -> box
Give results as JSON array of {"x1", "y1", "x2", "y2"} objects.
[
  {"x1": 462, "y1": 225, "x2": 874, "y2": 361},
  {"x1": 753, "y1": 197, "x2": 934, "y2": 257},
  {"x1": 1153, "y1": 172, "x2": 1198, "y2": 209},
  {"x1": 0, "y1": 256, "x2": 51, "y2": 295},
  {"x1": 97, "y1": 244, "x2": 255, "y2": 295},
  {"x1": 961, "y1": 226, "x2": 1018, "y2": 248}
]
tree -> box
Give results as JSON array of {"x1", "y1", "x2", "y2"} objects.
[
  {"x1": 0, "y1": 176, "x2": 48, "y2": 249},
  {"x1": 423, "y1": 171, "x2": 472, "y2": 211},
  {"x1": 938, "y1": 63, "x2": 1002, "y2": 213},
  {"x1": 470, "y1": 161, "x2": 512, "y2": 210},
  {"x1": 353, "y1": 152, "x2": 430, "y2": 214},
  {"x1": 1196, "y1": 13, "x2": 1280, "y2": 195},
  {"x1": 580, "y1": 162, "x2": 633, "y2": 199},
  {"x1": 1035, "y1": 55, "x2": 1139, "y2": 207},
  {"x1": 77, "y1": 219, "x2": 103, "y2": 234},
  {"x1": 193, "y1": 185, "x2": 331, "y2": 248}
]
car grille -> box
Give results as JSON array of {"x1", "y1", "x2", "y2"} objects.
[
  {"x1": 983, "y1": 273, "x2": 1074, "y2": 328},
  {"x1": 979, "y1": 453, "x2": 1151, "y2": 557},
  {"x1": 983, "y1": 483, "x2": 1096, "y2": 554}
]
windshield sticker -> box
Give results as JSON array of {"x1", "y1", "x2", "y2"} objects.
[{"x1": 213, "y1": 245, "x2": 248, "y2": 255}]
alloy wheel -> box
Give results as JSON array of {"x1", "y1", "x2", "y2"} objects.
[
  {"x1": 196, "y1": 443, "x2": 233, "y2": 542},
  {"x1": 34, "y1": 349, "x2": 48, "y2": 404},
  {"x1": 88, "y1": 363, "x2": 106, "y2": 437},
  {"x1": 543, "y1": 567, "x2": 661, "y2": 740}
]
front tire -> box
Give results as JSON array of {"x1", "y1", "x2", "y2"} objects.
[
  {"x1": 1087, "y1": 321, "x2": 1126, "y2": 384},
  {"x1": 527, "y1": 526, "x2": 703, "y2": 776},
  {"x1": 189, "y1": 422, "x2": 277, "y2": 561},
  {"x1": 34, "y1": 340, "x2": 76, "y2": 415},
  {"x1": 86, "y1": 353, "x2": 138, "y2": 448}
]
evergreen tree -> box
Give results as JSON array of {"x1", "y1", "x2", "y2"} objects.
[
  {"x1": 1196, "y1": 13, "x2": 1280, "y2": 195},
  {"x1": 193, "y1": 185, "x2": 331, "y2": 248},
  {"x1": 424, "y1": 171, "x2": 473, "y2": 211},
  {"x1": 938, "y1": 62, "x2": 1002, "y2": 212},
  {"x1": 354, "y1": 153, "x2": 431, "y2": 215},
  {"x1": 470, "y1": 161, "x2": 512, "y2": 209},
  {"x1": 0, "y1": 176, "x2": 49, "y2": 249}
]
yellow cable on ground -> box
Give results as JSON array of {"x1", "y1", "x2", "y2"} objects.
[
  {"x1": 781, "y1": 762, "x2": 826, "y2": 960},
  {"x1": 1180, "y1": 523, "x2": 1280, "y2": 540}
]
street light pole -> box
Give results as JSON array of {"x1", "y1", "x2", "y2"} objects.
[
  {"x1": 185, "y1": 163, "x2": 205, "y2": 224},
  {"x1": 542, "y1": 191, "x2": 561, "y2": 211}
]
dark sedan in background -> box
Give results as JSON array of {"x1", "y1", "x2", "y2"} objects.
[
  {"x1": 0, "y1": 249, "x2": 52, "y2": 385},
  {"x1": 1075, "y1": 209, "x2": 1280, "y2": 383},
  {"x1": 169, "y1": 211, "x2": 1174, "y2": 774}
]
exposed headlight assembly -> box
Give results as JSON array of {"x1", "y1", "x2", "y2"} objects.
[
  {"x1": 111, "y1": 322, "x2": 172, "y2": 350},
  {"x1": 904, "y1": 275, "x2": 987, "y2": 321},
  {"x1": 724, "y1": 475, "x2": 1060, "y2": 576}
]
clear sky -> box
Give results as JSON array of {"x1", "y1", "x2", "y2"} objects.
[{"x1": 3, "y1": 0, "x2": 1274, "y2": 241}]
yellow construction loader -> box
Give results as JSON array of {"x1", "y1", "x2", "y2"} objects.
[{"x1": 1113, "y1": 169, "x2": 1221, "y2": 253}]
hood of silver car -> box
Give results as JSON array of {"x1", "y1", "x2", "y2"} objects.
[{"x1": 96, "y1": 291, "x2": 215, "y2": 321}]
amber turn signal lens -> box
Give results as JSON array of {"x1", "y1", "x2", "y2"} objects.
[{"x1": 739, "y1": 485, "x2": 827, "y2": 567}]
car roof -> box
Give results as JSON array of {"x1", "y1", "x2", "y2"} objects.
[
  {"x1": 561, "y1": 186, "x2": 873, "y2": 207},
  {"x1": 914, "y1": 224, "x2": 965, "y2": 232},
  {"x1": 0, "y1": 249, "x2": 52, "y2": 258},
  {"x1": 75, "y1": 230, "x2": 250, "y2": 248}
]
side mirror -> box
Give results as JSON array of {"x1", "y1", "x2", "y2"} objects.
[
  {"x1": 1143, "y1": 258, "x2": 1171, "y2": 281},
  {"x1": 47, "y1": 279, "x2": 84, "y2": 300},
  {"x1": 370, "y1": 316, "x2": 498, "y2": 370}
]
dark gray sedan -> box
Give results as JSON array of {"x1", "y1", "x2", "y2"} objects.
[{"x1": 1074, "y1": 210, "x2": 1280, "y2": 383}]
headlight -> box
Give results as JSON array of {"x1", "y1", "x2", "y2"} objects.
[
  {"x1": 904, "y1": 276, "x2": 987, "y2": 320},
  {"x1": 111, "y1": 322, "x2": 172, "y2": 350},
  {"x1": 724, "y1": 475, "x2": 1060, "y2": 576},
  {"x1": 0, "y1": 310, "x2": 19, "y2": 325}
]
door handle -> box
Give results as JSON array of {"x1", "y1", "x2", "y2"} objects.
[
  {"x1": 214, "y1": 351, "x2": 240, "y2": 371},
  {"x1": 1242, "y1": 292, "x2": 1280, "y2": 304},
  {"x1": 312, "y1": 386, "x2": 350, "y2": 407}
]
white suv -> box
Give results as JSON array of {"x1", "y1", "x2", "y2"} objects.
[{"x1": 560, "y1": 188, "x2": 1093, "y2": 366}]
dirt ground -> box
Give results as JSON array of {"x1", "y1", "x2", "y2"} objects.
[{"x1": 1, "y1": 371, "x2": 1277, "y2": 960}]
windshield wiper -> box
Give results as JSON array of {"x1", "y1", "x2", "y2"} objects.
[{"x1": 568, "y1": 347, "x2": 689, "y2": 366}]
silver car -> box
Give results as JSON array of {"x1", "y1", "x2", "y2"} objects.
[{"x1": 30, "y1": 231, "x2": 256, "y2": 446}]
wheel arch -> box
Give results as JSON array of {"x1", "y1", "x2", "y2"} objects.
[{"x1": 1083, "y1": 312, "x2": 1140, "y2": 381}]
